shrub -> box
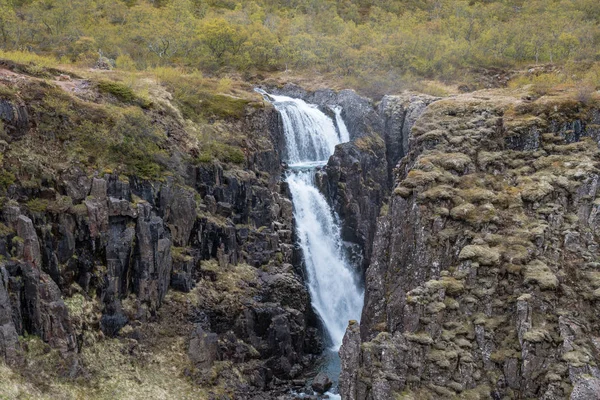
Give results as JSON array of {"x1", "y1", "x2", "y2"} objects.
[
  {"x1": 26, "y1": 198, "x2": 49, "y2": 213},
  {"x1": 98, "y1": 81, "x2": 151, "y2": 108},
  {"x1": 108, "y1": 108, "x2": 167, "y2": 179},
  {"x1": 0, "y1": 170, "x2": 15, "y2": 191}
]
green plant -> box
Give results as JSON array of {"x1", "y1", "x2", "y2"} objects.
[
  {"x1": 98, "y1": 81, "x2": 152, "y2": 108},
  {"x1": 197, "y1": 142, "x2": 245, "y2": 164},
  {"x1": 0, "y1": 170, "x2": 15, "y2": 191},
  {"x1": 26, "y1": 198, "x2": 49, "y2": 213}
]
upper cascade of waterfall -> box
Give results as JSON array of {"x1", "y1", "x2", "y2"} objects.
[{"x1": 256, "y1": 88, "x2": 345, "y2": 166}]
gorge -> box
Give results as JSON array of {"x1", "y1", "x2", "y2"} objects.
[
  {"x1": 1, "y1": 59, "x2": 600, "y2": 400},
  {"x1": 258, "y1": 89, "x2": 364, "y2": 396}
]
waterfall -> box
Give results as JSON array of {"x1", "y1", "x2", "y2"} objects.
[
  {"x1": 286, "y1": 170, "x2": 363, "y2": 348},
  {"x1": 332, "y1": 106, "x2": 350, "y2": 144},
  {"x1": 257, "y1": 89, "x2": 363, "y2": 396}
]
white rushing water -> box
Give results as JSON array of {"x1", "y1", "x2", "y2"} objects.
[{"x1": 256, "y1": 89, "x2": 363, "y2": 352}]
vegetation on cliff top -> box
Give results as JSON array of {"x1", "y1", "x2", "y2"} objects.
[{"x1": 0, "y1": 0, "x2": 599, "y2": 95}]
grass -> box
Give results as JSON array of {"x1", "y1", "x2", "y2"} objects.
[
  {"x1": 0, "y1": 50, "x2": 59, "y2": 68},
  {"x1": 197, "y1": 142, "x2": 245, "y2": 164},
  {"x1": 97, "y1": 81, "x2": 152, "y2": 109}
]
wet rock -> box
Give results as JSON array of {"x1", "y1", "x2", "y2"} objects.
[
  {"x1": 318, "y1": 138, "x2": 387, "y2": 272},
  {"x1": 311, "y1": 372, "x2": 333, "y2": 394}
]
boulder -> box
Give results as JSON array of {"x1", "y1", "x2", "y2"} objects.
[{"x1": 311, "y1": 372, "x2": 333, "y2": 394}]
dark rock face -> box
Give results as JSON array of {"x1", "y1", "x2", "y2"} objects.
[
  {"x1": 309, "y1": 93, "x2": 438, "y2": 275},
  {"x1": 340, "y1": 93, "x2": 600, "y2": 400},
  {"x1": 3, "y1": 261, "x2": 76, "y2": 354},
  {"x1": 379, "y1": 94, "x2": 439, "y2": 183},
  {"x1": 339, "y1": 321, "x2": 360, "y2": 400},
  {"x1": 0, "y1": 94, "x2": 320, "y2": 396},
  {"x1": 0, "y1": 267, "x2": 19, "y2": 364},
  {"x1": 0, "y1": 98, "x2": 29, "y2": 140},
  {"x1": 188, "y1": 325, "x2": 220, "y2": 369},
  {"x1": 317, "y1": 138, "x2": 388, "y2": 272}
]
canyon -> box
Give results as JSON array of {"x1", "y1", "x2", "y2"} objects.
[{"x1": 1, "y1": 60, "x2": 600, "y2": 400}]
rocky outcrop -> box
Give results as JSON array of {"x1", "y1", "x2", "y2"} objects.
[
  {"x1": 0, "y1": 80, "x2": 321, "y2": 398},
  {"x1": 313, "y1": 93, "x2": 438, "y2": 273},
  {"x1": 0, "y1": 267, "x2": 19, "y2": 364},
  {"x1": 379, "y1": 93, "x2": 439, "y2": 183},
  {"x1": 188, "y1": 325, "x2": 219, "y2": 369},
  {"x1": 317, "y1": 136, "x2": 388, "y2": 271},
  {"x1": 341, "y1": 92, "x2": 600, "y2": 399},
  {"x1": 3, "y1": 260, "x2": 76, "y2": 355}
]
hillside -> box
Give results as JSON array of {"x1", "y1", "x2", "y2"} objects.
[{"x1": 0, "y1": 0, "x2": 599, "y2": 96}]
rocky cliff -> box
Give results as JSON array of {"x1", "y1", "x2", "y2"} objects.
[
  {"x1": 340, "y1": 90, "x2": 600, "y2": 400},
  {"x1": 0, "y1": 62, "x2": 325, "y2": 399}
]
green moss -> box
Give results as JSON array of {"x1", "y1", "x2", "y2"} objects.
[
  {"x1": 172, "y1": 246, "x2": 193, "y2": 263},
  {"x1": 425, "y1": 277, "x2": 465, "y2": 295},
  {"x1": 404, "y1": 332, "x2": 434, "y2": 345},
  {"x1": 202, "y1": 94, "x2": 249, "y2": 119},
  {"x1": 70, "y1": 203, "x2": 88, "y2": 216},
  {"x1": 166, "y1": 76, "x2": 250, "y2": 122},
  {"x1": 428, "y1": 152, "x2": 471, "y2": 171},
  {"x1": 107, "y1": 107, "x2": 167, "y2": 179},
  {"x1": 458, "y1": 244, "x2": 500, "y2": 266},
  {"x1": 562, "y1": 350, "x2": 590, "y2": 367},
  {"x1": 490, "y1": 348, "x2": 521, "y2": 363},
  {"x1": 523, "y1": 328, "x2": 550, "y2": 343},
  {"x1": 355, "y1": 134, "x2": 384, "y2": 152},
  {"x1": 0, "y1": 222, "x2": 13, "y2": 236},
  {"x1": 26, "y1": 198, "x2": 49, "y2": 213},
  {"x1": 523, "y1": 260, "x2": 558, "y2": 290},
  {"x1": 47, "y1": 195, "x2": 73, "y2": 213}
]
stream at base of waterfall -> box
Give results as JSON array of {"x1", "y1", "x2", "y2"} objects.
[{"x1": 256, "y1": 89, "x2": 364, "y2": 399}]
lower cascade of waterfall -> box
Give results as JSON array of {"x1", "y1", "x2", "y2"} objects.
[{"x1": 256, "y1": 89, "x2": 364, "y2": 398}]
